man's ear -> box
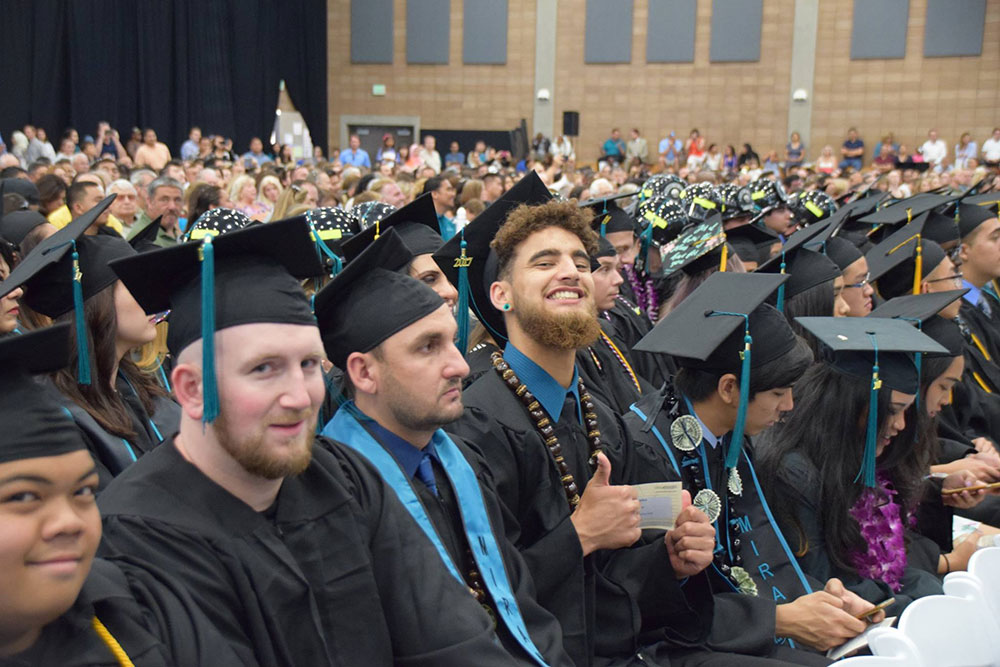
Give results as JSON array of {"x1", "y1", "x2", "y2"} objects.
[
  {"x1": 172, "y1": 363, "x2": 204, "y2": 421},
  {"x1": 346, "y1": 351, "x2": 378, "y2": 397},
  {"x1": 490, "y1": 279, "x2": 511, "y2": 313},
  {"x1": 716, "y1": 373, "x2": 740, "y2": 407},
  {"x1": 959, "y1": 241, "x2": 972, "y2": 264}
]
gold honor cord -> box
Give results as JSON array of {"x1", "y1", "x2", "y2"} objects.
[
  {"x1": 971, "y1": 332, "x2": 992, "y2": 362},
  {"x1": 91, "y1": 616, "x2": 135, "y2": 667},
  {"x1": 600, "y1": 331, "x2": 642, "y2": 394}
]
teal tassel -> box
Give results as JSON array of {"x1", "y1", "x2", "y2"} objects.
[
  {"x1": 636, "y1": 224, "x2": 653, "y2": 276},
  {"x1": 309, "y1": 221, "x2": 344, "y2": 278},
  {"x1": 775, "y1": 252, "x2": 787, "y2": 313},
  {"x1": 455, "y1": 233, "x2": 471, "y2": 355},
  {"x1": 200, "y1": 236, "x2": 220, "y2": 424},
  {"x1": 707, "y1": 311, "x2": 751, "y2": 469},
  {"x1": 913, "y1": 352, "x2": 922, "y2": 414},
  {"x1": 70, "y1": 242, "x2": 91, "y2": 385},
  {"x1": 855, "y1": 336, "x2": 880, "y2": 487}
]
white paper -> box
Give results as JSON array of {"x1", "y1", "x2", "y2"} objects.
[
  {"x1": 293, "y1": 121, "x2": 303, "y2": 135},
  {"x1": 634, "y1": 482, "x2": 683, "y2": 530},
  {"x1": 826, "y1": 617, "x2": 897, "y2": 661}
]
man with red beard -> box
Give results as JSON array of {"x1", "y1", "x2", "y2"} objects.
[
  {"x1": 444, "y1": 185, "x2": 723, "y2": 666},
  {"x1": 95, "y1": 217, "x2": 518, "y2": 666}
]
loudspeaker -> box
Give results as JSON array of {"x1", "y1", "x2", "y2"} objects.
[{"x1": 562, "y1": 111, "x2": 580, "y2": 137}]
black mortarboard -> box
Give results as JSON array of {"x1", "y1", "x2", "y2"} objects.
[
  {"x1": 868, "y1": 289, "x2": 967, "y2": 326},
  {"x1": 583, "y1": 196, "x2": 637, "y2": 237},
  {"x1": 186, "y1": 208, "x2": 252, "y2": 240},
  {"x1": 957, "y1": 203, "x2": 997, "y2": 239},
  {"x1": 823, "y1": 236, "x2": 863, "y2": 271},
  {"x1": 109, "y1": 216, "x2": 323, "y2": 423},
  {"x1": 0, "y1": 209, "x2": 49, "y2": 247},
  {"x1": 921, "y1": 316, "x2": 964, "y2": 358},
  {"x1": 757, "y1": 247, "x2": 841, "y2": 302},
  {"x1": 858, "y1": 193, "x2": 960, "y2": 225},
  {"x1": 434, "y1": 171, "x2": 552, "y2": 348},
  {"x1": 659, "y1": 214, "x2": 726, "y2": 277},
  {"x1": 315, "y1": 228, "x2": 442, "y2": 369},
  {"x1": 128, "y1": 215, "x2": 163, "y2": 253},
  {"x1": 795, "y1": 315, "x2": 946, "y2": 486},
  {"x1": 635, "y1": 272, "x2": 794, "y2": 469},
  {"x1": 343, "y1": 193, "x2": 442, "y2": 262},
  {"x1": 590, "y1": 236, "x2": 617, "y2": 270},
  {"x1": 922, "y1": 211, "x2": 960, "y2": 247},
  {"x1": 866, "y1": 215, "x2": 946, "y2": 299},
  {"x1": 1, "y1": 177, "x2": 40, "y2": 205},
  {"x1": 963, "y1": 192, "x2": 1000, "y2": 208},
  {"x1": 0, "y1": 323, "x2": 86, "y2": 463}
]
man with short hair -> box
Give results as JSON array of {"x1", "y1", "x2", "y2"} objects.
[
  {"x1": 601, "y1": 128, "x2": 625, "y2": 165},
  {"x1": 444, "y1": 141, "x2": 464, "y2": 169},
  {"x1": 377, "y1": 179, "x2": 406, "y2": 208},
  {"x1": 47, "y1": 173, "x2": 125, "y2": 235},
  {"x1": 482, "y1": 172, "x2": 504, "y2": 204},
  {"x1": 180, "y1": 126, "x2": 201, "y2": 161},
  {"x1": 70, "y1": 152, "x2": 90, "y2": 175},
  {"x1": 108, "y1": 179, "x2": 140, "y2": 234},
  {"x1": 66, "y1": 181, "x2": 114, "y2": 236},
  {"x1": 241, "y1": 137, "x2": 272, "y2": 166},
  {"x1": 919, "y1": 129, "x2": 948, "y2": 172},
  {"x1": 161, "y1": 160, "x2": 187, "y2": 186},
  {"x1": 625, "y1": 128, "x2": 649, "y2": 165},
  {"x1": 982, "y1": 127, "x2": 1000, "y2": 168},
  {"x1": 133, "y1": 128, "x2": 171, "y2": 171},
  {"x1": 340, "y1": 134, "x2": 371, "y2": 169},
  {"x1": 98, "y1": 218, "x2": 517, "y2": 666},
  {"x1": 423, "y1": 174, "x2": 457, "y2": 240},
  {"x1": 316, "y1": 230, "x2": 573, "y2": 666},
  {"x1": 419, "y1": 135, "x2": 442, "y2": 174},
  {"x1": 127, "y1": 176, "x2": 183, "y2": 247},
  {"x1": 659, "y1": 131, "x2": 683, "y2": 169},
  {"x1": 838, "y1": 128, "x2": 864, "y2": 171}
]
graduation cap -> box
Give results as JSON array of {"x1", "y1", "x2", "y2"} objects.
[
  {"x1": 658, "y1": 214, "x2": 725, "y2": 277},
  {"x1": 351, "y1": 201, "x2": 397, "y2": 230},
  {"x1": 823, "y1": 236, "x2": 863, "y2": 271},
  {"x1": 0, "y1": 323, "x2": 87, "y2": 463},
  {"x1": 756, "y1": 221, "x2": 840, "y2": 310},
  {"x1": 957, "y1": 203, "x2": 998, "y2": 239},
  {"x1": 128, "y1": 215, "x2": 163, "y2": 253},
  {"x1": 866, "y1": 214, "x2": 947, "y2": 300},
  {"x1": 343, "y1": 193, "x2": 442, "y2": 262},
  {"x1": 590, "y1": 236, "x2": 617, "y2": 271},
  {"x1": 433, "y1": 171, "x2": 552, "y2": 351},
  {"x1": 921, "y1": 316, "x2": 964, "y2": 358},
  {"x1": 635, "y1": 272, "x2": 793, "y2": 468},
  {"x1": 315, "y1": 228, "x2": 442, "y2": 369},
  {"x1": 962, "y1": 192, "x2": 1000, "y2": 208},
  {"x1": 302, "y1": 207, "x2": 358, "y2": 276},
  {"x1": 857, "y1": 193, "x2": 959, "y2": 225},
  {"x1": 0, "y1": 209, "x2": 49, "y2": 247},
  {"x1": 581, "y1": 194, "x2": 637, "y2": 237},
  {"x1": 796, "y1": 316, "x2": 946, "y2": 486},
  {"x1": 757, "y1": 247, "x2": 841, "y2": 304},
  {"x1": 109, "y1": 216, "x2": 324, "y2": 424},
  {"x1": 635, "y1": 196, "x2": 688, "y2": 267},
  {"x1": 185, "y1": 208, "x2": 252, "y2": 241},
  {"x1": 0, "y1": 195, "x2": 117, "y2": 385},
  {"x1": 0, "y1": 177, "x2": 40, "y2": 206}
]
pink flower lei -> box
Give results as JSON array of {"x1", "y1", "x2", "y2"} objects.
[
  {"x1": 623, "y1": 264, "x2": 659, "y2": 323},
  {"x1": 847, "y1": 470, "x2": 908, "y2": 592}
]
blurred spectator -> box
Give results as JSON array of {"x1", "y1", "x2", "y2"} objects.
[
  {"x1": 600, "y1": 128, "x2": 625, "y2": 164},
  {"x1": 445, "y1": 141, "x2": 465, "y2": 169},
  {"x1": 133, "y1": 128, "x2": 171, "y2": 171},
  {"x1": 838, "y1": 128, "x2": 864, "y2": 171},
  {"x1": 625, "y1": 128, "x2": 648, "y2": 165},
  {"x1": 954, "y1": 132, "x2": 977, "y2": 170},
  {"x1": 785, "y1": 131, "x2": 805, "y2": 168},
  {"x1": 375, "y1": 134, "x2": 397, "y2": 163},
  {"x1": 918, "y1": 128, "x2": 947, "y2": 171},
  {"x1": 982, "y1": 127, "x2": 1000, "y2": 167},
  {"x1": 418, "y1": 135, "x2": 442, "y2": 174},
  {"x1": 180, "y1": 126, "x2": 201, "y2": 161},
  {"x1": 340, "y1": 134, "x2": 371, "y2": 169}
]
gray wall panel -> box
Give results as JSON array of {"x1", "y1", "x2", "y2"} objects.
[
  {"x1": 464, "y1": 0, "x2": 508, "y2": 64},
  {"x1": 851, "y1": 0, "x2": 909, "y2": 60},
  {"x1": 407, "y1": 0, "x2": 450, "y2": 64},
  {"x1": 647, "y1": 0, "x2": 696, "y2": 63},
  {"x1": 924, "y1": 0, "x2": 985, "y2": 57},
  {"x1": 584, "y1": 0, "x2": 634, "y2": 64},
  {"x1": 709, "y1": 0, "x2": 762, "y2": 62},
  {"x1": 351, "y1": 0, "x2": 394, "y2": 64}
]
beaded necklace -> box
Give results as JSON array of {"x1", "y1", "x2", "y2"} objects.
[{"x1": 490, "y1": 351, "x2": 602, "y2": 508}]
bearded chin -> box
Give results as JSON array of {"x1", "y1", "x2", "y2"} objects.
[{"x1": 517, "y1": 300, "x2": 602, "y2": 350}]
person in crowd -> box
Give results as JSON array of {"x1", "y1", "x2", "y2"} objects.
[
  {"x1": 133, "y1": 129, "x2": 171, "y2": 172},
  {"x1": 418, "y1": 135, "x2": 442, "y2": 174},
  {"x1": 954, "y1": 132, "x2": 978, "y2": 170},
  {"x1": 919, "y1": 129, "x2": 947, "y2": 172},
  {"x1": 839, "y1": 128, "x2": 864, "y2": 172},
  {"x1": 127, "y1": 177, "x2": 183, "y2": 248},
  {"x1": 229, "y1": 175, "x2": 269, "y2": 221}
]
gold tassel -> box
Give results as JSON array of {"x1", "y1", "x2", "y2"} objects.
[
  {"x1": 719, "y1": 243, "x2": 728, "y2": 272},
  {"x1": 912, "y1": 238, "x2": 922, "y2": 295}
]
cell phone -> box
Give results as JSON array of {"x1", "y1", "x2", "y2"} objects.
[
  {"x1": 855, "y1": 597, "x2": 895, "y2": 621},
  {"x1": 941, "y1": 481, "x2": 1000, "y2": 495}
]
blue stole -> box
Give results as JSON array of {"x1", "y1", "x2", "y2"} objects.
[{"x1": 324, "y1": 406, "x2": 549, "y2": 667}]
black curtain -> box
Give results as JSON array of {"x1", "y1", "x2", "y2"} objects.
[{"x1": 1, "y1": 0, "x2": 326, "y2": 157}]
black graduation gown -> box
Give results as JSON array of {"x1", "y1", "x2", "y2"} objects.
[
  {"x1": 576, "y1": 322, "x2": 653, "y2": 416},
  {"x1": 364, "y1": 428, "x2": 573, "y2": 666},
  {"x1": 464, "y1": 341, "x2": 500, "y2": 390},
  {"x1": 97, "y1": 436, "x2": 515, "y2": 666},
  {"x1": 451, "y1": 369, "x2": 714, "y2": 667},
  {"x1": 604, "y1": 297, "x2": 671, "y2": 390},
  {"x1": 772, "y1": 453, "x2": 944, "y2": 616},
  {"x1": 960, "y1": 300, "x2": 1000, "y2": 375},
  {"x1": 0, "y1": 559, "x2": 246, "y2": 666},
  {"x1": 622, "y1": 387, "x2": 822, "y2": 658},
  {"x1": 318, "y1": 365, "x2": 346, "y2": 428}
]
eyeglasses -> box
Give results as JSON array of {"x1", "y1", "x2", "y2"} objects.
[
  {"x1": 845, "y1": 272, "x2": 871, "y2": 289},
  {"x1": 925, "y1": 273, "x2": 964, "y2": 286}
]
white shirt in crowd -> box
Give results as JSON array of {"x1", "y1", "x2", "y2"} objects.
[
  {"x1": 982, "y1": 136, "x2": 1000, "y2": 163},
  {"x1": 920, "y1": 138, "x2": 947, "y2": 166}
]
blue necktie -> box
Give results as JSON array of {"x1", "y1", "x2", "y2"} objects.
[{"x1": 415, "y1": 451, "x2": 439, "y2": 497}]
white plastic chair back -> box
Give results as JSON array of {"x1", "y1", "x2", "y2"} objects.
[
  {"x1": 897, "y1": 587, "x2": 1000, "y2": 667},
  {"x1": 968, "y1": 547, "x2": 1000, "y2": 618},
  {"x1": 837, "y1": 626, "x2": 925, "y2": 666}
]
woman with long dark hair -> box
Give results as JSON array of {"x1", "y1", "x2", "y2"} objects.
[{"x1": 758, "y1": 315, "x2": 985, "y2": 612}]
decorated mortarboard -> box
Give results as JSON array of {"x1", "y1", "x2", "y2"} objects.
[
  {"x1": 352, "y1": 201, "x2": 397, "y2": 230},
  {"x1": 109, "y1": 216, "x2": 324, "y2": 424},
  {"x1": 789, "y1": 190, "x2": 838, "y2": 227},
  {"x1": 128, "y1": 215, "x2": 163, "y2": 253},
  {"x1": 303, "y1": 207, "x2": 359, "y2": 276},
  {"x1": 957, "y1": 202, "x2": 998, "y2": 239},
  {"x1": 635, "y1": 195, "x2": 687, "y2": 247},
  {"x1": 659, "y1": 213, "x2": 726, "y2": 277},
  {"x1": 433, "y1": 171, "x2": 552, "y2": 351},
  {"x1": 639, "y1": 173, "x2": 685, "y2": 201},
  {"x1": 866, "y1": 214, "x2": 947, "y2": 300},
  {"x1": 581, "y1": 193, "x2": 637, "y2": 237},
  {"x1": 590, "y1": 236, "x2": 617, "y2": 271},
  {"x1": 0, "y1": 323, "x2": 87, "y2": 462},
  {"x1": 858, "y1": 193, "x2": 960, "y2": 226},
  {"x1": 757, "y1": 246, "x2": 841, "y2": 303},
  {"x1": 718, "y1": 183, "x2": 757, "y2": 221},
  {"x1": 635, "y1": 272, "x2": 794, "y2": 469},
  {"x1": 185, "y1": 208, "x2": 252, "y2": 241},
  {"x1": 0, "y1": 195, "x2": 117, "y2": 385},
  {"x1": 315, "y1": 228, "x2": 441, "y2": 369},
  {"x1": 795, "y1": 316, "x2": 947, "y2": 486},
  {"x1": 0, "y1": 177, "x2": 40, "y2": 205},
  {"x1": 343, "y1": 193, "x2": 442, "y2": 262},
  {"x1": 679, "y1": 183, "x2": 722, "y2": 223},
  {"x1": 0, "y1": 209, "x2": 49, "y2": 247}
]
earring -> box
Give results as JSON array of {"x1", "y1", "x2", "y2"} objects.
[{"x1": 502, "y1": 303, "x2": 512, "y2": 311}]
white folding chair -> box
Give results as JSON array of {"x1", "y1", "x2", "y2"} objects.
[
  {"x1": 897, "y1": 585, "x2": 1000, "y2": 667},
  {"x1": 968, "y1": 546, "x2": 1000, "y2": 618},
  {"x1": 837, "y1": 626, "x2": 925, "y2": 666}
]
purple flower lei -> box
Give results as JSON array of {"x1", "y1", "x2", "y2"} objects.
[
  {"x1": 847, "y1": 470, "x2": 907, "y2": 592},
  {"x1": 623, "y1": 264, "x2": 659, "y2": 323}
]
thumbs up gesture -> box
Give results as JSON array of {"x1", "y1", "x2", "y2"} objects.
[
  {"x1": 664, "y1": 490, "x2": 717, "y2": 579},
  {"x1": 570, "y1": 453, "x2": 642, "y2": 556}
]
